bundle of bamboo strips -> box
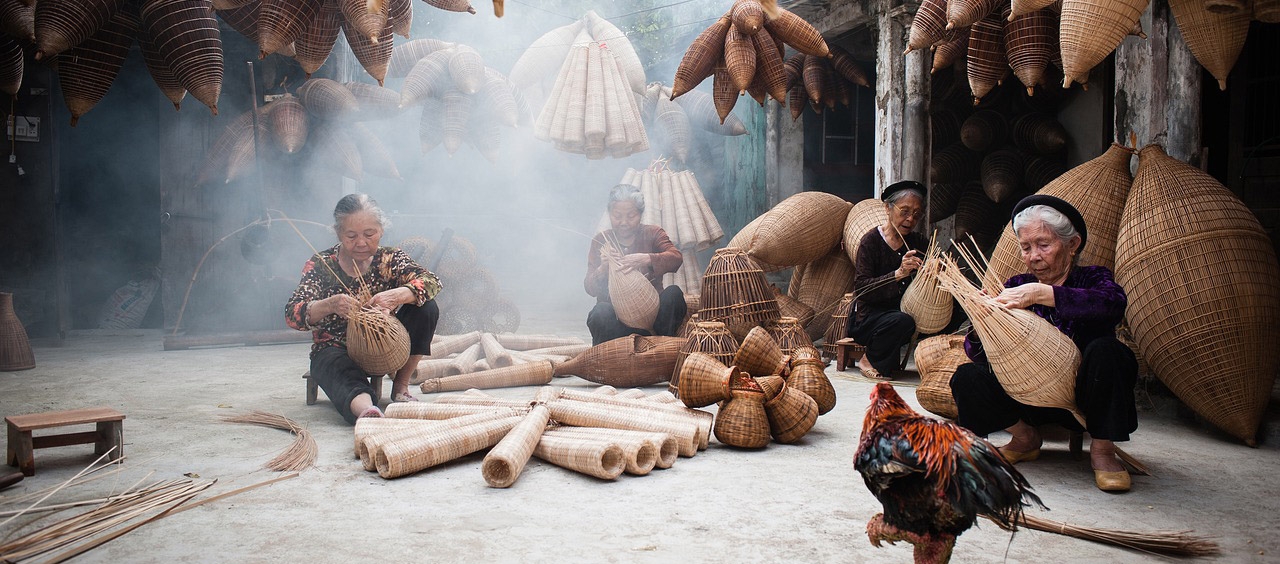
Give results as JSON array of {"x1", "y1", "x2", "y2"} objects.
[{"x1": 221, "y1": 411, "x2": 317, "y2": 471}]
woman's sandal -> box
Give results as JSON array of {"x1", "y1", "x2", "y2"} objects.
[
  {"x1": 392, "y1": 390, "x2": 419, "y2": 403},
  {"x1": 358, "y1": 405, "x2": 383, "y2": 419},
  {"x1": 858, "y1": 362, "x2": 890, "y2": 381}
]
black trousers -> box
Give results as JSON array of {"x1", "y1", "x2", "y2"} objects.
[
  {"x1": 846, "y1": 310, "x2": 917, "y2": 375},
  {"x1": 950, "y1": 337, "x2": 1138, "y2": 441},
  {"x1": 587, "y1": 286, "x2": 687, "y2": 345},
  {"x1": 310, "y1": 300, "x2": 439, "y2": 424}
]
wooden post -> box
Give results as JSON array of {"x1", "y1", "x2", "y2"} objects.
[
  {"x1": 874, "y1": 0, "x2": 913, "y2": 196},
  {"x1": 1114, "y1": 1, "x2": 1201, "y2": 166}
]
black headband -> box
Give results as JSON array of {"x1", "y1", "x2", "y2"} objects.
[
  {"x1": 1011, "y1": 194, "x2": 1087, "y2": 251},
  {"x1": 882, "y1": 180, "x2": 927, "y2": 202}
]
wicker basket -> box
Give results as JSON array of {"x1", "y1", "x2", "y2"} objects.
[
  {"x1": 347, "y1": 307, "x2": 411, "y2": 376},
  {"x1": 33, "y1": 0, "x2": 119, "y2": 60},
  {"x1": 908, "y1": 0, "x2": 953, "y2": 53},
  {"x1": 671, "y1": 321, "x2": 739, "y2": 395},
  {"x1": 297, "y1": 78, "x2": 359, "y2": 119},
  {"x1": 420, "y1": 361, "x2": 554, "y2": 393},
  {"x1": 0, "y1": 293, "x2": 34, "y2": 371},
  {"x1": 981, "y1": 146, "x2": 1025, "y2": 203},
  {"x1": 375, "y1": 416, "x2": 522, "y2": 479},
  {"x1": 386, "y1": 38, "x2": 456, "y2": 79},
  {"x1": 1168, "y1": 0, "x2": 1250, "y2": 90},
  {"x1": 763, "y1": 316, "x2": 812, "y2": 356},
  {"x1": 1256, "y1": 0, "x2": 1280, "y2": 22},
  {"x1": 1114, "y1": 145, "x2": 1280, "y2": 445},
  {"x1": 714, "y1": 387, "x2": 771, "y2": 448},
  {"x1": 477, "y1": 332, "x2": 513, "y2": 368},
  {"x1": 755, "y1": 374, "x2": 785, "y2": 400},
  {"x1": 773, "y1": 286, "x2": 816, "y2": 330},
  {"x1": 901, "y1": 240, "x2": 954, "y2": 334},
  {"x1": 700, "y1": 247, "x2": 781, "y2": 330},
  {"x1": 1005, "y1": 7, "x2": 1055, "y2": 94},
  {"x1": 748, "y1": 192, "x2": 852, "y2": 268},
  {"x1": 139, "y1": 0, "x2": 223, "y2": 114},
  {"x1": 294, "y1": 2, "x2": 342, "y2": 76},
  {"x1": 723, "y1": 23, "x2": 756, "y2": 92},
  {"x1": 801, "y1": 54, "x2": 826, "y2": 104},
  {"x1": 914, "y1": 334, "x2": 968, "y2": 419},
  {"x1": 56, "y1": 10, "x2": 135, "y2": 126},
  {"x1": 786, "y1": 350, "x2": 836, "y2": 414},
  {"x1": 552, "y1": 388, "x2": 714, "y2": 435},
  {"x1": 932, "y1": 32, "x2": 970, "y2": 73},
  {"x1": 673, "y1": 16, "x2": 729, "y2": 99},
  {"x1": 967, "y1": 12, "x2": 1006, "y2": 101},
  {"x1": 947, "y1": 0, "x2": 1002, "y2": 29},
  {"x1": 764, "y1": 381, "x2": 819, "y2": 443},
  {"x1": 931, "y1": 142, "x2": 982, "y2": 184},
  {"x1": 821, "y1": 293, "x2": 855, "y2": 358},
  {"x1": 1012, "y1": 0, "x2": 1059, "y2": 17},
  {"x1": 677, "y1": 352, "x2": 737, "y2": 408},
  {"x1": 552, "y1": 334, "x2": 684, "y2": 387},
  {"x1": 841, "y1": 198, "x2": 891, "y2": 266},
  {"x1": 1059, "y1": 0, "x2": 1148, "y2": 87},
  {"x1": 752, "y1": 28, "x2": 789, "y2": 103},
  {"x1": 481, "y1": 405, "x2": 552, "y2": 488},
  {"x1": 764, "y1": 6, "x2": 830, "y2": 57},
  {"x1": 988, "y1": 143, "x2": 1134, "y2": 285},
  {"x1": 1012, "y1": 113, "x2": 1069, "y2": 156},
  {"x1": 533, "y1": 434, "x2": 626, "y2": 480},
  {"x1": 735, "y1": 326, "x2": 787, "y2": 377}
]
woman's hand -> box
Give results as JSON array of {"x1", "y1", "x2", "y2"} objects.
[
  {"x1": 617, "y1": 253, "x2": 652, "y2": 273},
  {"x1": 895, "y1": 250, "x2": 924, "y2": 279},
  {"x1": 368, "y1": 287, "x2": 413, "y2": 313},
  {"x1": 993, "y1": 283, "x2": 1054, "y2": 309},
  {"x1": 318, "y1": 294, "x2": 361, "y2": 320}
]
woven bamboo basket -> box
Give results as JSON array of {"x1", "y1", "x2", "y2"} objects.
[
  {"x1": 787, "y1": 85, "x2": 805, "y2": 121},
  {"x1": 346, "y1": 307, "x2": 410, "y2": 376},
  {"x1": 821, "y1": 293, "x2": 854, "y2": 358},
  {"x1": 542, "y1": 427, "x2": 657, "y2": 475},
  {"x1": 961, "y1": 110, "x2": 1009, "y2": 153},
  {"x1": 429, "y1": 394, "x2": 530, "y2": 408},
  {"x1": 342, "y1": 19, "x2": 393, "y2": 86},
  {"x1": 357, "y1": 409, "x2": 520, "y2": 465},
  {"x1": 764, "y1": 6, "x2": 829, "y2": 57},
  {"x1": 786, "y1": 348, "x2": 836, "y2": 414},
  {"x1": 215, "y1": 2, "x2": 258, "y2": 43},
  {"x1": 735, "y1": 326, "x2": 787, "y2": 377},
  {"x1": 908, "y1": 0, "x2": 952, "y2": 52},
  {"x1": 412, "y1": 358, "x2": 455, "y2": 383},
  {"x1": 418, "y1": 97, "x2": 444, "y2": 152},
  {"x1": 953, "y1": 183, "x2": 999, "y2": 246},
  {"x1": 546, "y1": 400, "x2": 700, "y2": 457},
  {"x1": 752, "y1": 28, "x2": 789, "y2": 103},
  {"x1": 194, "y1": 110, "x2": 254, "y2": 184},
  {"x1": 420, "y1": 361, "x2": 553, "y2": 393},
  {"x1": 1012, "y1": 0, "x2": 1058, "y2": 17},
  {"x1": 1255, "y1": 0, "x2": 1280, "y2": 22},
  {"x1": 901, "y1": 243, "x2": 954, "y2": 334},
  {"x1": 139, "y1": 0, "x2": 222, "y2": 115},
  {"x1": 388, "y1": 0, "x2": 410, "y2": 37},
  {"x1": 32, "y1": 0, "x2": 115, "y2": 60},
  {"x1": 478, "y1": 333, "x2": 513, "y2": 368},
  {"x1": 841, "y1": 198, "x2": 891, "y2": 267},
  {"x1": 1205, "y1": 0, "x2": 1248, "y2": 12},
  {"x1": 385, "y1": 401, "x2": 529, "y2": 419},
  {"x1": 763, "y1": 316, "x2": 812, "y2": 357},
  {"x1": 354, "y1": 417, "x2": 431, "y2": 457},
  {"x1": 830, "y1": 46, "x2": 870, "y2": 87},
  {"x1": 966, "y1": 12, "x2": 1009, "y2": 103},
  {"x1": 481, "y1": 70, "x2": 519, "y2": 127},
  {"x1": 930, "y1": 182, "x2": 966, "y2": 222},
  {"x1": 547, "y1": 426, "x2": 675, "y2": 469},
  {"x1": 0, "y1": 292, "x2": 34, "y2": 371},
  {"x1": 608, "y1": 251, "x2": 659, "y2": 330},
  {"x1": 481, "y1": 405, "x2": 552, "y2": 488},
  {"x1": 656, "y1": 96, "x2": 691, "y2": 162},
  {"x1": 1114, "y1": 145, "x2": 1280, "y2": 445},
  {"x1": 930, "y1": 143, "x2": 981, "y2": 185},
  {"x1": 712, "y1": 62, "x2": 737, "y2": 122},
  {"x1": 801, "y1": 54, "x2": 826, "y2": 104},
  {"x1": 936, "y1": 256, "x2": 1084, "y2": 423},
  {"x1": 222, "y1": 117, "x2": 271, "y2": 183},
  {"x1": 0, "y1": 1, "x2": 34, "y2": 44},
  {"x1": 387, "y1": 38, "x2": 454, "y2": 77},
  {"x1": 932, "y1": 32, "x2": 969, "y2": 73},
  {"x1": 142, "y1": 35, "x2": 190, "y2": 108},
  {"x1": 257, "y1": 0, "x2": 318, "y2": 58},
  {"x1": 298, "y1": 78, "x2": 359, "y2": 119},
  {"x1": 724, "y1": 24, "x2": 756, "y2": 92},
  {"x1": 1059, "y1": 0, "x2": 1147, "y2": 87},
  {"x1": 988, "y1": 143, "x2": 1134, "y2": 284},
  {"x1": 441, "y1": 88, "x2": 474, "y2": 155},
  {"x1": 1012, "y1": 113, "x2": 1069, "y2": 155},
  {"x1": 948, "y1": 0, "x2": 1002, "y2": 29},
  {"x1": 714, "y1": 387, "x2": 771, "y2": 448},
  {"x1": 509, "y1": 18, "x2": 580, "y2": 88},
  {"x1": 431, "y1": 330, "x2": 482, "y2": 355},
  {"x1": 932, "y1": 110, "x2": 964, "y2": 148},
  {"x1": 755, "y1": 374, "x2": 784, "y2": 401},
  {"x1": 1168, "y1": 0, "x2": 1250, "y2": 90},
  {"x1": 585, "y1": 10, "x2": 645, "y2": 92},
  {"x1": 351, "y1": 123, "x2": 400, "y2": 179},
  {"x1": 700, "y1": 247, "x2": 781, "y2": 330},
  {"x1": 533, "y1": 434, "x2": 626, "y2": 480},
  {"x1": 266, "y1": 94, "x2": 308, "y2": 154},
  {"x1": 56, "y1": 9, "x2": 135, "y2": 126},
  {"x1": 673, "y1": 15, "x2": 729, "y2": 99},
  {"x1": 376, "y1": 416, "x2": 522, "y2": 479},
  {"x1": 447, "y1": 44, "x2": 484, "y2": 94},
  {"x1": 773, "y1": 287, "x2": 816, "y2": 330},
  {"x1": 764, "y1": 381, "x2": 819, "y2": 443},
  {"x1": 674, "y1": 89, "x2": 748, "y2": 136},
  {"x1": 445, "y1": 343, "x2": 483, "y2": 376},
  {"x1": 731, "y1": 0, "x2": 764, "y2": 33},
  {"x1": 1023, "y1": 155, "x2": 1067, "y2": 192},
  {"x1": 749, "y1": 192, "x2": 852, "y2": 268},
  {"x1": 340, "y1": 0, "x2": 386, "y2": 42},
  {"x1": 980, "y1": 146, "x2": 1025, "y2": 203},
  {"x1": 678, "y1": 352, "x2": 738, "y2": 408},
  {"x1": 1005, "y1": 7, "x2": 1055, "y2": 94},
  {"x1": 671, "y1": 321, "x2": 739, "y2": 395},
  {"x1": 399, "y1": 49, "x2": 453, "y2": 108},
  {"x1": 644, "y1": 390, "x2": 681, "y2": 404},
  {"x1": 552, "y1": 335, "x2": 683, "y2": 387},
  {"x1": 914, "y1": 334, "x2": 968, "y2": 419}
]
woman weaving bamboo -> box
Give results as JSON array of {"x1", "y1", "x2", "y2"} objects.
[
  {"x1": 584, "y1": 184, "x2": 687, "y2": 345},
  {"x1": 846, "y1": 181, "x2": 931, "y2": 379},
  {"x1": 951, "y1": 195, "x2": 1139, "y2": 492},
  {"x1": 286, "y1": 194, "x2": 441, "y2": 422}
]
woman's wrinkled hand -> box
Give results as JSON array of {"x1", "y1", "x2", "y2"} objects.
[
  {"x1": 895, "y1": 250, "x2": 924, "y2": 279},
  {"x1": 323, "y1": 294, "x2": 362, "y2": 319},
  {"x1": 368, "y1": 288, "x2": 411, "y2": 313},
  {"x1": 993, "y1": 283, "x2": 1052, "y2": 310},
  {"x1": 617, "y1": 253, "x2": 651, "y2": 273}
]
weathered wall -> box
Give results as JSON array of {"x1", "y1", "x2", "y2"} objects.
[{"x1": 1114, "y1": 1, "x2": 1203, "y2": 165}]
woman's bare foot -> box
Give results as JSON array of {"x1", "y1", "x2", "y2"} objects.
[
  {"x1": 1002, "y1": 421, "x2": 1042, "y2": 453},
  {"x1": 856, "y1": 356, "x2": 886, "y2": 379}
]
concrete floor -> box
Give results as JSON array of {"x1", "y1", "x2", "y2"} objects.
[{"x1": 2, "y1": 322, "x2": 1279, "y2": 563}]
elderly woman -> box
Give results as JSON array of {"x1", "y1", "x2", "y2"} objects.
[
  {"x1": 950, "y1": 195, "x2": 1138, "y2": 492},
  {"x1": 286, "y1": 194, "x2": 441, "y2": 423},
  {"x1": 585, "y1": 184, "x2": 687, "y2": 345},
  {"x1": 846, "y1": 181, "x2": 930, "y2": 379}
]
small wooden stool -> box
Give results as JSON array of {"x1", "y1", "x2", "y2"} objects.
[
  {"x1": 833, "y1": 338, "x2": 867, "y2": 371},
  {"x1": 6, "y1": 407, "x2": 125, "y2": 476},
  {"x1": 304, "y1": 371, "x2": 383, "y2": 406}
]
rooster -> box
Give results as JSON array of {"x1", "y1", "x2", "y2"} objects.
[{"x1": 854, "y1": 382, "x2": 1044, "y2": 564}]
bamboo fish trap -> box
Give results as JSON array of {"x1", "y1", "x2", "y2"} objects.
[
  {"x1": 735, "y1": 326, "x2": 787, "y2": 377},
  {"x1": 552, "y1": 334, "x2": 684, "y2": 387},
  {"x1": 1167, "y1": 0, "x2": 1250, "y2": 90},
  {"x1": 900, "y1": 235, "x2": 954, "y2": 334},
  {"x1": 914, "y1": 334, "x2": 969, "y2": 419},
  {"x1": 1114, "y1": 145, "x2": 1280, "y2": 445},
  {"x1": 786, "y1": 345, "x2": 836, "y2": 414},
  {"x1": 602, "y1": 238, "x2": 660, "y2": 332},
  {"x1": 546, "y1": 400, "x2": 701, "y2": 457},
  {"x1": 677, "y1": 352, "x2": 738, "y2": 408},
  {"x1": 1059, "y1": 0, "x2": 1147, "y2": 87},
  {"x1": 481, "y1": 405, "x2": 552, "y2": 488},
  {"x1": 533, "y1": 434, "x2": 626, "y2": 480},
  {"x1": 671, "y1": 321, "x2": 738, "y2": 396},
  {"x1": 419, "y1": 361, "x2": 554, "y2": 393},
  {"x1": 747, "y1": 192, "x2": 852, "y2": 268},
  {"x1": 139, "y1": 0, "x2": 223, "y2": 115},
  {"x1": 346, "y1": 306, "x2": 410, "y2": 376},
  {"x1": 936, "y1": 253, "x2": 1084, "y2": 424},
  {"x1": 764, "y1": 380, "x2": 819, "y2": 443},
  {"x1": 375, "y1": 416, "x2": 523, "y2": 479},
  {"x1": 699, "y1": 247, "x2": 780, "y2": 334},
  {"x1": 56, "y1": 9, "x2": 135, "y2": 127},
  {"x1": 821, "y1": 293, "x2": 854, "y2": 359},
  {"x1": 763, "y1": 316, "x2": 811, "y2": 356},
  {"x1": 714, "y1": 386, "x2": 770, "y2": 448},
  {"x1": 545, "y1": 426, "x2": 672, "y2": 472}
]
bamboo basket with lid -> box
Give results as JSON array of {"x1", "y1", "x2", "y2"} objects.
[
  {"x1": 914, "y1": 334, "x2": 969, "y2": 419},
  {"x1": 670, "y1": 321, "x2": 738, "y2": 396},
  {"x1": 1115, "y1": 145, "x2": 1280, "y2": 445}
]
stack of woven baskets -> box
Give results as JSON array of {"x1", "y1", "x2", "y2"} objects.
[
  {"x1": 390, "y1": 40, "x2": 529, "y2": 162},
  {"x1": 413, "y1": 332, "x2": 588, "y2": 392},
  {"x1": 397, "y1": 234, "x2": 520, "y2": 335},
  {"x1": 197, "y1": 78, "x2": 402, "y2": 185},
  {"x1": 356, "y1": 384, "x2": 707, "y2": 483}
]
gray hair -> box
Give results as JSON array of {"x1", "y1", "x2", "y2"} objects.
[
  {"x1": 885, "y1": 187, "x2": 925, "y2": 206},
  {"x1": 333, "y1": 193, "x2": 392, "y2": 233},
  {"x1": 1013, "y1": 204, "x2": 1080, "y2": 246},
  {"x1": 607, "y1": 184, "x2": 645, "y2": 214}
]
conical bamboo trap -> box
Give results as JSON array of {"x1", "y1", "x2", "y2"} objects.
[
  {"x1": 56, "y1": 9, "x2": 136, "y2": 126},
  {"x1": 821, "y1": 292, "x2": 854, "y2": 358},
  {"x1": 967, "y1": 10, "x2": 1010, "y2": 103},
  {"x1": 914, "y1": 334, "x2": 969, "y2": 419},
  {"x1": 763, "y1": 380, "x2": 819, "y2": 443},
  {"x1": 786, "y1": 345, "x2": 836, "y2": 414},
  {"x1": 735, "y1": 326, "x2": 787, "y2": 377},
  {"x1": 602, "y1": 238, "x2": 660, "y2": 333},
  {"x1": 677, "y1": 352, "x2": 738, "y2": 408},
  {"x1": 763, "y1": 316, "x2": 811, "y2": 356},
  {"x1": 140, "y1": 0, "x2": 223, "y2": 115},
  {"x1": 936, "y1": 253, "x2": 1084, "y2": 424},
  {"x1": 1167, "y1": 0, "x2": 1250, "y2": 90},
  {"x1": 699, "y1": 247, "x2": 780, "y2": 334},
  {"x1": 552, "y1": 334, "x2": 684, "y2": 387},
  {"x1": 671, "y1": 321, "x2": 738, "y2": 396},
  {"x1": 1059, "y1": 0, "x2": 1147, "y2": 87},
  {"x1": 0, "y1": 36, "x2": 23, "y2": 98},
  {"x1": 0, "y1": 0, "x2": 34, "y2": 44},
  {"x1": 1114, "y1": 145, "x2": 1280, "y2": 445},
  {"x1": 714, "y1": 386, "x2": 771, "y2": 448},
  {"x1": 745, "y1": 192, "x2": 852, "y2": 269},
  {"x1": 900, "y1": 235, "x2": 954, "y2": 334}
]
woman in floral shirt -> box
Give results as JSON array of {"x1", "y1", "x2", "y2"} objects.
[{"x1": 286, "y1": 194, "x2": 442, "y2": 422}]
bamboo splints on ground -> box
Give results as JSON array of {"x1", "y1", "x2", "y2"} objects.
[
  {"x1": 220, "y1": 411, "x2": 318, "y2": 472},
  {"x1": 359, "y1": 385, "x2": 713, "y2": 485},
  {"x1": 984, "y1": 513, "x2": 1220, "y2": 557}
]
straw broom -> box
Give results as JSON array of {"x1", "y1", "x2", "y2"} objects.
[
  {"x1": 221, "y1": 411, "x2": 317, "y2": 472},
  {"x1": 985, "y1": 514, "x2": 1219, "y2": 557}
]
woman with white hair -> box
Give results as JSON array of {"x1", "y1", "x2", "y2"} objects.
[
  {"x1": 950, "y1": 195, "x2": 1139, "y2": 492},
  {"x1": 584, "y1": 184, "x2": 686, "y2": 345}
]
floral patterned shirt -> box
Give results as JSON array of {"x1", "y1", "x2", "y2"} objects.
[{"x1": 285, "y1": 245, "x2": 442, "y2": 355}]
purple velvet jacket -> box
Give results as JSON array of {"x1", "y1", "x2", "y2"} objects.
[{"x1": 964, "y1": 265, "x2": 1127, "y2": 365}]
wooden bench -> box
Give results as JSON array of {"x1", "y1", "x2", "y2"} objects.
[
  {"x1": 832, "y1": 338, "x2": 867, "y2": 371},
  {"x1": 304, "y1": 372, "x2": 383, "y2": 406},
  {"x1": 6, "y1": 407, "x2": 125, "y2": 476}
]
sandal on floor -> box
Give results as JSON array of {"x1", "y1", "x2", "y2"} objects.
[
  {"x1": 858, "y1": 363, "x2": 889, "y2": 380},
  {"x1": 392, "y1": 391, "x2": 419, "y2": 403},
  {"x1": 358, "y1": 406, "x2": 383, "y2": 419}
]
